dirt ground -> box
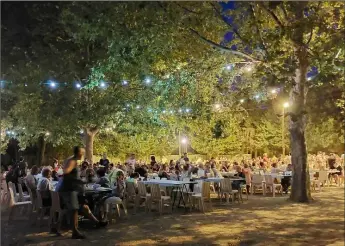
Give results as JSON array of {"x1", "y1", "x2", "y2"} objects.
[{"x1": 1, "y1": 186, "x2": 344, "y2": 246}]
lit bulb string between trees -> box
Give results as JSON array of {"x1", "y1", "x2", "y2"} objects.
[{"x1": 1, "y1": 68, "x2": 320, "y2": 136}]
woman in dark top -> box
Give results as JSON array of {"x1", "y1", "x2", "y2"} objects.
[{"x1": 57, "y1": 146, "x2": 107, "y2": 239}]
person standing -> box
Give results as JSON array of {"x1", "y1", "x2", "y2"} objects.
[
  {"x1": 99, "y1": 153, "x2": 110, "y2": 170},
  {"x1": 126, "y1": 153, "x2": 136, "y2": 174},
  {"x1": 57, "y1": 146, "x2": 107, "y2": 239}
]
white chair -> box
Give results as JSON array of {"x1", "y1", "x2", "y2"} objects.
[
  {"x1": 220, "y1": 179, "x2": 240, "y2": 204},
  {"x1": 8, "y1": 182, "x2": 20, "y2": 202},
  {"x1": 104, "y1": 197, "x2": 127, "y2": 223},
  {"x1": 318, "y1": 171, "x2": 329, "y2": 187},
  {"x1": 149, "y1": 184, "x2": 172, "y2": 215},
  {"x1": 251, "y1": 174, "x2": 266, "y2": 195},
  {"x1": 17, "y1": 183, "x2": 30, "y2": 202},
  {"x1": 35, "y1": 190, "x2": 51, "y2": 227},
  {"x1": 192, "y1": 182, "x2": 212, "y2": 213},
  {"x1": 137, "y1": 182, "x2": 151, "y2": 212},
  {"x1": 125, "y1": 182, "x2": 137, "y2": 213},
  {"x1": 264, "y1": 175, "x2": 282, "y2": 197},
  {"x1": 8, "y1": 185, "x2": 33, "y2": 223},
  {"x1": 50, "y1": 191, "x2": 69, "y2": 231}
]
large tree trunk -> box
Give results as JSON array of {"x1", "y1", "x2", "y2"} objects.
[
  {"x1": 84, "y1": 127, "x2": 98, "y2": 164},
  {"x1": 37, "y1": 135, "x2": 46, "y2": 167},
  {"x1": 289, "y1": 44, "x2": 312, "y2": 202}
]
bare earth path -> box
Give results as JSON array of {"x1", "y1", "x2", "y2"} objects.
[{"x1": 1, "y1": 187, "x2": 344, "y2": 246}]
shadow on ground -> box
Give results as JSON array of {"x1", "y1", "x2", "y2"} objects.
[{"x1": 1, "y1": 187, "x2": 344, "y2": 246}]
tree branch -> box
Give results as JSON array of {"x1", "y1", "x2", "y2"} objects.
[
  {"x1": 174, "y1": 2, "x2": 200, "y2": 15},
  {"x1": 209, "y1": 2, "x2": 249, "y2": 47},
  {"x1": 190, "y1": 28, "x2": 262, "y2": 62},
  {"x1": 306, "y1": 27, "x2": 313, "y2": 45},
  {"x1": 258, "y1": 3, "x2": 285, "y2": 30},
  {"x1": 250, "y1": 4, "x2": 269, "y2": 59}
]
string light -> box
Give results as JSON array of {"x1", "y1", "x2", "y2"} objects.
[
  {"x1": 254, "y1": 94, "x2": 260, "y2": 99},
  {"x1": 245, "y1": 66, "x2": 253, "y2": 72},
  {"x1": 240, "y1": 99, "x2": 245, "y2": 103},
  {"x1": 214, "y1": 103, "x2": 221, "y2": 109},
  {"x1": 145, "y1": 78, "x2": 151, "y2": 84},
  {"x1": 136, "y1": 105, "x2": 141, "y2": 109},
  {"x1": 49, "y1": 80, "x2": 57, "y2": 88},
  {"x1": 185, "y1": 108, "x2": 191, "y2": 113},
  {"x1": 162, "y1": 110, "x2": 166, "y2": 114},
  {"x1": 45, "y1": 132, "x2": 50, "y2": 136},
  {"x1": 122, "y1": 80, "x2": 128, "y2": 86},
  {"x1": 75, "y1": 83, "x2": 81, "y2": 89},
  {"x1": 178, "y1": 109, "x2": 182, "y2": 113},
  {"x1": 271, "y1": 89, "x2": 277, "y2": 94},
  {"x1": 100, "y1": 81, "x2": 106, "y2": 88}
]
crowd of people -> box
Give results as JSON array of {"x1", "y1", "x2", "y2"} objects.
[{"x1": 2, "y1": 149, "x2": 343, "y2": 239}]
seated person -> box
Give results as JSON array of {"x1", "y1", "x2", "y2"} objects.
[
  {"x1": 127, "y1": 172, "x2": 140, "y2": 186},
  {"x1": 158, "y1": 164, "x2": 169, "y2": 179},
  {"x1": 84, "y1": 168, "x2": 96, "y2": 184},
  {"x1": 79, "y1": 161, "x2": 89, "y2": 179},
  {"x1": 281, "y1": 164, "x2": 293, "y2": 193},
  {"x1": 25, "y1": 165, "x2": 39, "y2": 194},
  {"x1": 37, "y1": 168, "x2": 53, "y2": 207},
  {"x1": 51, "y1": 170, "x2": 59, "y2": 181},
  {"x1": 134, "y1": 164, "x2": 148, "y2": 179},
  {"x1": 96, "y1": 168, "x2": 110, "y2": 188},
  {"x1": 271, "y1": 163, "x2": 282, "y2": 173},
  {"x1": 113, "y1": 171, "x2": 126, "y2": 199}
]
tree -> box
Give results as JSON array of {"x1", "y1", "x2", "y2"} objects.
[{"x1": 169, "y1": 1, "x2": 344, "y2": 202}]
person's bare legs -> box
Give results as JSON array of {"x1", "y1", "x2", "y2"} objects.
[
  {"x1": 72, "y1": 210, "x2": 85, "y2": 239},
  {"x1": 82, "y1": 205, "x2": 99, "y2": 223}
]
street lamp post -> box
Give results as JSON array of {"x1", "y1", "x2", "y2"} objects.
[
  {"x1": 181, "y1": 137, "x2": 188, "y2": 155},
  {"x1": 282, "y1": 102, "x2": 290, "y2": 157}
]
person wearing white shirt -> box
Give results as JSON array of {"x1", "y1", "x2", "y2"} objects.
[
  {"x1": 37, "y1": 168, "x2": 53, "y2": 207},
  {"x1": 25, "y1": 165, "x2": 39, "y2": 192},
  {"x1": 126, "y1": 154, "x2": 136, "y2": 174}
]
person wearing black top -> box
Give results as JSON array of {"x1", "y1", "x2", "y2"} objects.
[
  {"x1": 58, "y1": 146, "x2": 107, "y2": 239},
  {"x1": 135, "y1": 164, "x2": 148, "y2": 179},
  {"x1": 99, "y1": 153, "x2": 110, "y2": 170}
]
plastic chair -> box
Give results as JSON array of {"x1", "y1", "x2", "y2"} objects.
[
  {"x1": 220, "y1": 179, "x2": 240, "y2": 204},
  {"x1": 50, "y1": 191, "x2": 69, "y2": 231},
  {"x1": 8, "y1": 186, "x2": 33, "y2": 224},
  {"x1": 251, "y1": 174, "x2": 266, "y2": 195},
  {"x1": 264, "y1": 175, "x2": 282, "y2": 197},
  {"x1": 192, "y1": 182, "x2": 212, "y2": 213},
  {"x1": 18, "y1": 183, "x2": 30, "y2": 202},
  {"x1": 149, "y1": 184, "x2": 172, "y2": 215},
  {"x1": 35, "y1": 190, "x2": 51, "y2": 227},
  {"x1": 137, "y1": 182, "x2": 151, "y2": 212},
  {"x1": 125, "y1": 182, "x2": 137, "y2": 213}
]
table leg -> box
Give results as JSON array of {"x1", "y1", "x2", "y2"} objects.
[{"x1": 171, "y1": 186, "x2": 177, "y2": 210}]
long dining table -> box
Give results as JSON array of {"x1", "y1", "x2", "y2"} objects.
[{"x1": 140, "y1": 179, "x2": 197, "y2": 210}]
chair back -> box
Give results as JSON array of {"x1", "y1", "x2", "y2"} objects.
[
  {"x1": 125, "y1": 182, "x2": 137, "y2": 198},
  {"x1": 8, "y1": 185, "x2": 16, "y2": 207},
  {"x1": 1, "y1": 180, "x2": 8, "y2": 190},
  {"x1": 17, "y1": 183, "x2": 25, "y2": 202},
  {"x1": 150, "y1": 184, "x2": 161, "y2": 201},
  {"x1": 220, "y1": 178, "x2": 232, "y2": 193},
  {"x1": 161, "y1": 178, "x2": 167, "y2": 181},
  {"x1": 36, "y1": 190, "x2": 44, "y2": 208},
  {"x1": 319, "y1": 171, "x2": 328, "y2": 182},
  {"x1": 8, "y1": 182, "x2": 19, "y2": 202},
  {"x1": 201, "y1": 182, "x2": 211, "y2": 199},
  {"x1": 264, "y1": 175, "x2": 274, "y2": 185},
  {"x1": 252, "y1": 174, "x2": 264, "y2": 184},
  {"x1": 137, "y1": 182, "x2": 147, "y2": 197},
  {"x1": 50, "y1": 191, "x2": 62, "y2": 212}
]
